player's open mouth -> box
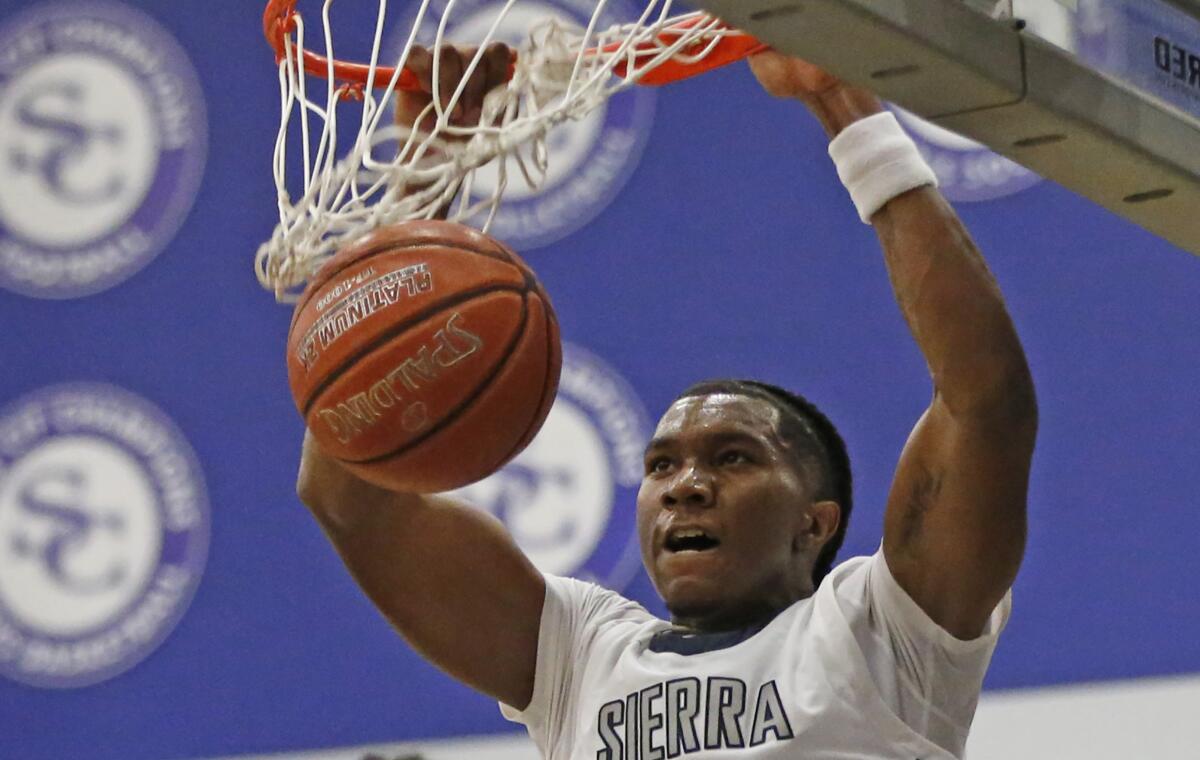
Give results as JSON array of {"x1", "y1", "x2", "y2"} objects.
[{"x1": 664, "y1": 528, "x2": 721, "y2": 553}]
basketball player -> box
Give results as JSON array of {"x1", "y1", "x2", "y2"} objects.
[{"x1": 297, "y1": 44, "x2": 1037, "y2": 759}]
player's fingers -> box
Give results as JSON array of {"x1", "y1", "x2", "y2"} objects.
[
  {"x1": 468, "y1": 42, "x2": 512, "y2": 126},
  {"x1": 482, "y1": 42, "x2": 512, "y2": 95},
  {"x1": 435, "y1": 45, "x2": 466, "y2": 120},
  {"x1": 408, "y1": 44, "x2": 435, "y2": 94},
  {"x1": 393, "y1": 46, "x2": 435, "y2": 130},
  {"x1": 460, "y1": 46, "x2": 497, "y2": 126}
]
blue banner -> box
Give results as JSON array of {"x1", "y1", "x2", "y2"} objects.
[{"x1": 1, "y1": 1, "x2": 1198, "y2": 759}]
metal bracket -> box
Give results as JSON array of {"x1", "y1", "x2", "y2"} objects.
[{"x1": 694, "y1": 0, "x2": 1200, "y2": 256}]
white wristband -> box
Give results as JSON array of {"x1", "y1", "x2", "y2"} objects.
[{"x1": 827, "y1": 111, "x2": 938, "y2": 224}]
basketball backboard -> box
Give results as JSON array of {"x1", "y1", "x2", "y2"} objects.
[
  {"x1": 1020, "y1": 0, "x2": 1200, "y2": 120},
  {"x1": 691, "y1": 0, "x2": 1200, "y2": 257}
]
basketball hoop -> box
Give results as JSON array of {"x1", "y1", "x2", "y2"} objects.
[{"x1": 257, "y1": 0, "x2": 764, "y2": 300}]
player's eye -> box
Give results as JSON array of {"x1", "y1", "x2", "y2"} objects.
[
  {"x1": 646, "y1": 456, "x2": 672, "y2": 475},
  {"x1": 718, "y1": 450, "x2": 750, "y2": 466}
]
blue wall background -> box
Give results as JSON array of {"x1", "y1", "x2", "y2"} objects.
[{"x1": 1, "y1": 1, "x2": 1198, "y2": 758}]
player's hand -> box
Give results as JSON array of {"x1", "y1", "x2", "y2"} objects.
[
  {"x1": 748, "y1": 49, "x2": 884, "y2": 137},
  {"x1": 395, "y1": 42, "x2": 513, "y2": 135},
  {"x1": 747, "y1": 49, "x2": 843, "y2": 104}
]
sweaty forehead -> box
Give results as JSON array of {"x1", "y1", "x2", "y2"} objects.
[{"x1": 655, "y1": 393, "x2": 783, "y2": 440}]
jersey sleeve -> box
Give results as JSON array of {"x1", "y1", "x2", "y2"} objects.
[
  {"x1": 499, "y1": 573, "x2": 648, "y2": 756},
  {"x1": 834, "y1": 549, "x2": 1012, "y2": 756}
]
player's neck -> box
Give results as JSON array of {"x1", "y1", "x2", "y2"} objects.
[{"x1": 669, "y1": 587, "x2": 814, "y2": 634}]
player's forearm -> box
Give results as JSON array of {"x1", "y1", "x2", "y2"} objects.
[
  {"x1": 297, "y1": 465, "x2": 480, "y2": 626},
  {"x1": 298, "y1": 477, "x2": 436, "y2": 631},
  {"x1": 296, "y1": 462, "x2": 543, "y2": 707},
  {"x1": 814, "y1": 87, "x2": 1035, "y2": 419}
]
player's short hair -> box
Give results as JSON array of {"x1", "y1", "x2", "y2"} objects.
[{"x1": 675, "y1": 380, "x2": 853, "y2": 587}]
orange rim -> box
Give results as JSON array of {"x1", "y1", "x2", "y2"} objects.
[{"x1": 264, "y1": 0, "x2": 765, "y2": 92}]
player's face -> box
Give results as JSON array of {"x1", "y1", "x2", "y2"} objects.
[{"x1": 637, "y1": 393, "x2": 817, "y2": 631}]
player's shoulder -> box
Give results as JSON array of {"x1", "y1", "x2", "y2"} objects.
[
  {"x1": 817, "y1": 552, "x2": 878, "y2": 598},
  {"x1": 806, "y1": 552, "x2": 885, "y2": 627},
  {"x1": 544, "y1": 573, "x2": 657, "y2": 628}
]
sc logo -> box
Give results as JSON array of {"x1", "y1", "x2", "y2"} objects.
[
  {"x1": 0, "y1": 1, "x2": 208, "y2": 299},
  {"x1": 8, "y1": 463, "x2": 130, "y2": 596},
  {"x1": 0, "y1": 384, "x2": 210, "y2": 689},
  {"x1": 0, "y1": 53, "x2": 158, "y2": 250},
  {"x1": 452, "y1": 343, "x2": 651, "y2": 589},
  {"x1": 0, "y1": 435, "x2": 163, "y2": 641},
  {"x1": 8, "y1": 80, "x2": 127, "y2": 207}
]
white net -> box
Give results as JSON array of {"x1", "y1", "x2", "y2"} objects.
[{"x1": 257, "y1": 0, "x2": 757, "y2": 300}]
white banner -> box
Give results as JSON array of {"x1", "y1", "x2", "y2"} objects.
[{"x1": 207, "y1": 675, "x2": 1200, "y2": 760}]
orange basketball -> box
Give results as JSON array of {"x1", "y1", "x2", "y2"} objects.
[{"x1": 287, "y1": 220, "x2": 561, "y2": 493}]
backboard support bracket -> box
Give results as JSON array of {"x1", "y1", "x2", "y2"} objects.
[{"x1": 693, "y1": 0, "x2": 1200, "y2": 256}]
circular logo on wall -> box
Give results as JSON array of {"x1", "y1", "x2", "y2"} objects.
[
  {"x1": 453, "y1": 342, "x2": 651, "y2": 589},
  {"x1": 893, "y1": 1, "x2": 1077, "y2": 202},
  {"x1": 0, "y1": 1, "x2": 208, "y2": 299},
  {"x1": 400, "y1": 0, "x2": 656, "y2": 250},
  {"x1": 0, "y1": 384, "x2": 209, "y2": 688}
]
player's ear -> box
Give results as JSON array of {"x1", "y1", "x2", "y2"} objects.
[{"x1": 796, "y1": 500, "x2": 840, "y2": 551}]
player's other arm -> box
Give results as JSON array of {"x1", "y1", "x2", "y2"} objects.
[
  {"x1": 295, "y1": 44, "x2": 543, "y2": 711},
  {"x1": 297, "y1": 432, "x2": 544, "y2": 710},
  {"x1": 751, "y1": 53, "x2": 1037, "y2": 639},
  {"x1": 872, "y1": 160, "x2": 1036, "y2": 641}
]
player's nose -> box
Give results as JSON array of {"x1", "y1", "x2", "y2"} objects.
[{"x1": 661, "y1": 465, "x2": 714, "y2": 509}]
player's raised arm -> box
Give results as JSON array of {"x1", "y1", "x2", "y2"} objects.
[
  {"x1": 297, "y1": 433, "x2": 543, "y2": 709},
  {"x1": 294, "y1": 44, "x2": 545, "y2": 712},
  {"x1": 750, "y1": 52, "x2": 1037, "y2": 639}
]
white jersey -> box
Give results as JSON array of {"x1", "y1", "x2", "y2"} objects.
[{"x1": 501, "y1": 550, "x2": 1010, "y2": 759}]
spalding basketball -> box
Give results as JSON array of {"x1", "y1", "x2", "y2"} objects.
[{"x1": 287, "y1": 220, "x2": 561, "y2": 493}]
